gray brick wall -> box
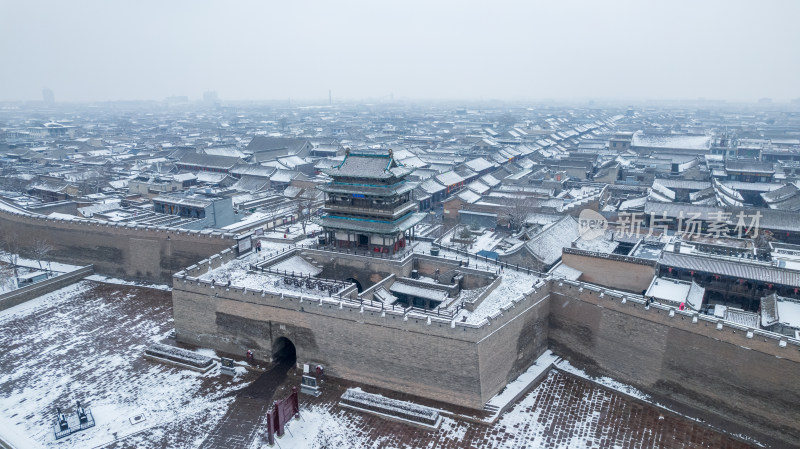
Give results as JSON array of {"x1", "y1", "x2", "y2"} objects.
[
  {"x1": 548, "y1": 282, "x2": 800, "y2": 447},
  {"x1": 173, "y1": 276, "x2": 551, "y2": 409},
  {"x1": 0, "y1": 210, "x2": 236, "y2": 283}
]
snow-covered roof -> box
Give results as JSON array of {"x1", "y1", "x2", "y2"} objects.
[
  {"x1": 201, "y1": 146, "x2": 246, "y2": 158},
  {"x1": 270, "y1": 169, "x2": 298, "y2": 183},
  {"x1": 195, "y1": 172, "x2": 228, "y2": 184},
  {"x1": 549, "y1": 262, "x2": 582, "y2": 281},
  {"x1": 761, "y1": 293, "x2": 800, "y2": 329},
  {"x1": 479, "y1": 173, "x2": 501, "y2": 187},
  {"x1": 230, "y1": 164, "x2": 276, "y2": 178},
  {"x1": 322, "y1": 152, "x2": 413, "y2": 179},
  {"x1": 712, "y1": 179, "x2": 744, "y2": 207},
  {"x1": 631, "y1": 132, "x2": 711, "y2": 151},
  {"x1": 464, "y1": 157, "x2": 495, "y2": 173},
  {"x1": 419, "y1": 178, "x2": 446, "y2": 194},
  {"x1": 457, "y1": 189, "x2": 481, "y2": 204},
  {"x1": 645, "y1": 277, "x2": 705, "y2": 308},
  {"x1": 467, "y1": 180, "x2": 490, "y2": 195},
  {"x1": 435, "y1": 171, "x2": 465, "y2": 187},
  {"x1": 618, "y1": 196, "x2": 648, "y2": 211},
  {"x1": 650, "y1": 182, "x2": 676, "y2": 202},
  {"x1": 389, "y1": 281, "x2": 447, "y2": 302},
  {"x1": 723, "y1": 307, "x2": 759, "y2": 328},
  {"x1": 525, "y1": 215, "x2": 579, "y2": 266},
  {"x1": 172, "y1": 173, "x2": 197, "y2": 182}
]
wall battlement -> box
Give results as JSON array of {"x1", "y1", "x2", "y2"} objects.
[
  {"x1": 174, "y1": 269, "x2": 550, "y2": 339},
  {"x1": 0, "y1": 203, "x2": 237, "y2": 283},
  {"x1": 549, "y1": 279, "x2": 800, "y2": 447},
  {"x1": 172, "y1": 247, "x2": 551, "y2": 408},
  {"x1": 550, "y1": 279, "x2": 800, "y2": 358}
]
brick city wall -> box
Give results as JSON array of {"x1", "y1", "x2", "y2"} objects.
[
  {"x1": 0, "y1": 207, "x2": 237, "y2": 283},
  {"x1": 0, "y1": 265, "x2": 94, "y2": 312},
  {"x1": 173, "y1": 244, "x2": 800, "y2": 445},
  {"x1": 548, "y1": 280, "x2": 800, "y2": 448},
  {"x1": 172, "y1": 264, "x2": 550, "y2": 409},
  {"x1": 562, "y1": 249, "x2": 656, "y2": 293}
]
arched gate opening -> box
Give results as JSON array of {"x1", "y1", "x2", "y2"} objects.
[{"x1": 272, "y1": 336, "x2": 297, "y2": 365}]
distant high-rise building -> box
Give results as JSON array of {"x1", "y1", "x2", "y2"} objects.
[
  {"x1": 203, "y1": 91, "x2": 219, "y2": 103},
  {"x1": 42, "y1": 88, "x2": 54, "y2": 104}
]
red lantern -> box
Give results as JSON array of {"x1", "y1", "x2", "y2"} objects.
[
  {"x1": 690, "y1": 271, "x2": 695, "y2": 277},
  {"x1": 668, "y1": 267, "x2": 673, "y2": 273},
  {"x1": 768, "y1": 283, "x2": 773, "y2": 289},
  {"x1": 794, "y1": 288, "x2": 798, "y2": 294}
]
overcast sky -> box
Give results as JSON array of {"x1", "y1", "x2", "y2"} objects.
[{"x1": 1, "y1": 0, "x2": 798, "y2": 103}]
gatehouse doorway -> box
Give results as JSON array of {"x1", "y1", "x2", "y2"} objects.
[{"x1": 272, "y1": 336, "x2": 296, "y2": 365}]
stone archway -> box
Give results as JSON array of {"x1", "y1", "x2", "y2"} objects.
[
  {"x1": 346, "y1": 277, "x2": 363, "y2": 293},
  {"x1": 272, "y1": 336, "x2": 296, "y2": 365}
]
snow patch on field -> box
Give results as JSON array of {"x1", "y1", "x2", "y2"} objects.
[
  {"x1": 487, "y1": 350, "x2": 559, "y2": 411},
  {"x1": 86, "y1": 274, "x2": 171, "y2": 291},
  {"x1": 0, "y1": 281, "x2": 245, "y2": 448},
  {"x1": 555, "y1": 359, "x2": 652, "y2": 402}
]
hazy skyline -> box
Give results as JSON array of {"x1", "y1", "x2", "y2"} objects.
[{"x1": 1, "y1": 0, "x2": 799, "y2": 103}]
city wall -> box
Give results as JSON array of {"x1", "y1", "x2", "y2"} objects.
[
  {"x1": 561, "y1": 247, "x2": 656, "y2": 293},
  {"x1": 0, "y1": 206, "x2": 237, "y2": 283},
  {"x1": 173, "y1": 244, "x2": 800, "y2": 445},
  {"x1": 172, "y1": 256, "x2": 550, "y2": 409},
  {"x1": 0, "y1": 265, "x2": 94, "y2": 312},
  {"x1": 548, "y1": 280, "x2": 800, "y2": 448}
]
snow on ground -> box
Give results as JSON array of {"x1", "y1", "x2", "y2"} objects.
[
  {"x1": 552, "y1": 359, "x2": 763, "y2": 446},
  {"x1": 0, "y1": 266, "x2": 50, "y2": 294},
  {"x1": 221, "y1": 212, "x2": 272, "y2": 230},
  {"x1": 0, "y1": 281, "x2": 249, "y2": 448},
  {"x1": 555, "y1": 359, "x2": 651, "y2": 403},
  {"x1": 439, "y1": 228, "x2": 503, "y2": 254},
  {"x1": 454, "y1": 267, "x2": 541, "y2": 325},
  {"x1": 262, "y1": 222, "x2": 322, "y2": 240},
  {"x1": 266, "y1": 363, "x2": 752, "y2": 449},
  {"x1": 270, "y1": 256, "x2": 322, "y2": 277},
  {"x1": 0, "y1": 253, "x2": 83, "y2": 274},
  {"x1": 259, "y1": 407, "x2": 372, "y2": 449},
  {"x1": 85, "y1": 274, "x2": 172, "y2": 291},
  {"x1": 252, "y1": 238, "x2": 295, "y2": 255},
  {"x1": 0, "y1": 200, "x2": 35, "y2": 215},
  {"x1": 486, "y1": 350, "x2": 558, "y2": 412},
  {"x1": 200, "y1": 253, "x2": 335, "y2": 298}
]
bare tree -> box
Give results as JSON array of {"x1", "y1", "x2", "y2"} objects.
[
  {"x1": 296, "y1": 196, "x2": 314, "y2": 236},
  {"x1": 31, "y1": 238, "x2": 54, "y2": 271},
  {"x1": 0, "y1": 262, "x2": 14, "y2": 292},
  {"x1": 502, "y1": 195, "x2": 536, "y2": 232},
  {"x1": 0, "y1": 231, "x2": 21, "y2": 279}
]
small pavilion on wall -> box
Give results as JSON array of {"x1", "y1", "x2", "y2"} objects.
[{"x1": 318, "y1": 150, "x2": 426, "y2": 254}]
